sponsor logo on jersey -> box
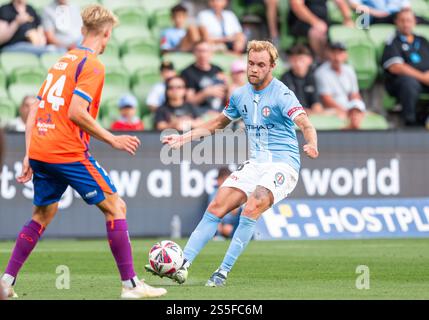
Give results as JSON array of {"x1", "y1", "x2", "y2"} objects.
[
  {"x1": 245, "y1": 124, "x2": 275, "y2": 130},
  {"x1": 85, "y1": 190, "x2": 98, "y2": 199},
  {"x1": 36, "y1": 114, "x2": 55, "y2": 135},
  {"x1": 53, "y1": 62, "x2": 68, "y2": 71}
]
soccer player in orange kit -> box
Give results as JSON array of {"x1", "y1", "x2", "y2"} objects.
[{"x1": 0, "y1": 4, "x2": 167, "y2": 299}]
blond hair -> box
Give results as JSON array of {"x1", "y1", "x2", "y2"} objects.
[
  {"x1": 247, "y1": 40, "x2": 279, "y2": 64},
  {"x1": 81, "y1": 4, "x2": 119, "y2": 34}
]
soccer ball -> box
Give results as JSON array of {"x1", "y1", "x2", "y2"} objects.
[{"x1": 148, "y1": 240, "x2": 184, "y2": 275}]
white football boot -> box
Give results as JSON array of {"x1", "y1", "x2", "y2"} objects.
[
  {"x1": 121, "y1": 279, "x2": 167, "y2": 299},
  {"x1": 0, "y1": 280, "x2": 18, "y2": 299}
]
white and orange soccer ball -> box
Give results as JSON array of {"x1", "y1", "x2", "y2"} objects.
[{"x1": 148, "y1": 240, "x2": 184, "y2": 276}]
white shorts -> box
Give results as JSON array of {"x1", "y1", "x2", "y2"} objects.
[{"x1": 221, "y1": 161, "x2": 299, "y2": 204}]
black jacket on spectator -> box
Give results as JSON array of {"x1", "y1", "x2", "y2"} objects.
[
  {"x1": 155, "y1": 103, "x2": 197, "y2": 126},
  {"x1": 0, "y1": 3, "x2": 41, "y2": 49},
  {"x1": 382, "y1": 32, "x2": 429, "y2": 83},
  {"x1": 381, "y1": 31, "x2": 429, "y2": 125},
  {"x1": 181, "y1": 63, "x2": 224, "y2": 111},
  {"x1": 280, "y1": 69, "x2": 320, "y2": 109},
  {"x1": 288, "y1": 0, "x2": 328, "y2": 37}
]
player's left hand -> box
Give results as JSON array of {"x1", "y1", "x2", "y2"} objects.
[
  {"x1": 303, "y1": 144, "x2": 319, "y2": 159},
  {"x1": 17, "y1": 155, "x2": 33, "y2": 184}
]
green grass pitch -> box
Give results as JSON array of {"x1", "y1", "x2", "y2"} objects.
[{"x1": 1, "y1": 238, "x2": 428, "y2": 300}]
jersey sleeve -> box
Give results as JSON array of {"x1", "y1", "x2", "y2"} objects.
[
  {"x1": 222, "y1": 92, "x2": 241, "y2": 121},
  {"x1": 73, "y1": 59, "x2": 104, "y2": 104},
  {"x1": 381, "y1": 38, "x2": 404, "y2": 70},
  {"x1": 280, "y1": 88, "x2": 306, "y2": 121}
]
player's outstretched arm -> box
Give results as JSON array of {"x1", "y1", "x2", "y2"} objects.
[
  {"x1": 68, "y1": 95, "x2": 141, "y2": 155},
  {"x1": 294, "y1": 113, "x2": 319, "y2": 159},
  {"x1": 162, "y1": 112, "x2": 231, "y2": 149}
]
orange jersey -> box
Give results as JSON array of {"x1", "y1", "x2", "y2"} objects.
[{"x1": 29, "y1": 47, "x2": 105, "y2": 163}]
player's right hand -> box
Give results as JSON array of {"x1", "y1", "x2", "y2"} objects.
[
  {"x1": 17, "y1": 155, "x2": 33, "y2": 184},
  {"x1": 162, "y1": 134, "x2": 184, "y2": 150},
  {"x1": 111, "y1": 135, "x2": 141, "y2": 155}
]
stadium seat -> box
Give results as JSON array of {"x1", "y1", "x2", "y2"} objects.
[
  {"x1": 382, "y1": 91, "x2": 398, "y2": 111},
  {"x1": 131, "y1": 73, "x2": 161, "y2": 115},
  {"x1": 411, "y1": 0, "x2": 429, "y2": 19},
  {"x1": 0, "y1": 52, "x2": 40, "y2": 75},
  {"x1": 142, "y1": 113, "x2": 155, "y2": 131},
  {"x1": 328, "y1": 25, "x2": 369, "y2": 46},
  {"x1": 230, "y1": 0, "x2": 265, "y2": 20},
  {"x1": 327, "y1": 0, "x2": 343, "y2": 24},
  {"x1": 122, "y1": 53, "x2": 161, "y2": 74},
  {"x1": 73, "y1": 0, "x2": 98, "y2": 8},
  {"x1": 8, "y1": 67, "x2": 45, "y2": 86},
  {"x1": 211, "y1": 53, "x2": 246, "y2": 73},
  {"x1": 162, "y1": 52, "x2": 194, "y2": 72},
  {"x1": 131, "y1": 69, "x2": 162, "y2": 88},
  {"x1": 0, "y1": 68, "x2": 6, "y2": 89},
  {"x1": 414, "y1": 25, "x2": 429, "y2": 40},
  {"x1": 98, "y1": 54, "x2": 124, "y2": 69},
  {"x1": 99, "y1": 98, "x2": 120, "y2": 128},
  {"x1": 307, "y1": 114, "x2": 345, "y2": 130},
  {"x1": 101, "y1": 0, "x2": 142, "y2": 11},
  {"x1": 0, "y1": 98, "x2": 16, "y2": 125},
  {"x1": 8, "y1": 83, "x2": 39, "y2": 107},
  {"x1": 102, "y1": 68, "x2": 131, "y2": 101},
  {"x1": 367, "y1": 24, "x2": 396, "y2": 60},
  {"x1": 273, "y1": 58, "x2": 287, "y2": 79},
  {"x1": 40, "y1": 53, "x2": 64, "y2": 71},
  {"x1": 27, "y1": 0, "x2": 52, "y2": 14},
  {"x1": 121, "y1": 38, "x2": 159, "y2": 57},
  {"x1": 142, "y1": 0, "x2": 179, "y2": 15},
  {"x1": 347, "y1": 41, "x2": 378, "y2": 90},
  {"x1": 112, "y1": 25, "x2": 154, "y2": 45},
  {"x1": 150, "y1": 8, "x2": 173, "y2": 31},
  {"x1": 103, "y1": 39, "x2": 121, "y2": 58},
  {"x1": 114, "y1": 6, "x2": 148, "y2": 27},
  {"x1": 360, "y1": 112, "x2": 389, "y2": 130},
  {"x1": 278, "y1": 0, "x2": 295, "y2": 50}
]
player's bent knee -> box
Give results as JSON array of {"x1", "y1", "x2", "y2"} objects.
[{"x1": 207, "y1": 200, "x2": 227, "y2": 218}]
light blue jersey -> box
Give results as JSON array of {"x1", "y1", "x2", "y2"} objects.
[{"x1": 223, "y1": 78, "x2": 305, "y2": 173}]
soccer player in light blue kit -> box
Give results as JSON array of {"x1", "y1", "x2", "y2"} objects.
[{"x1": 148, "y1": 40, "x2": 319, "y2": 286}]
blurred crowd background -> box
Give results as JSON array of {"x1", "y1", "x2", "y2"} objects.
[{"x1": 0, "y1": 0, "x2": 429, "y2": 132}]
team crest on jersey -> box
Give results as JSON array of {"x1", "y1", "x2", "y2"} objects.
[
  {"x1": 262, "y1": 106, "x2": 271, "y2": 118},
  {"x1": 274, "y1": 172, "x2": 285, "y2": 187}
]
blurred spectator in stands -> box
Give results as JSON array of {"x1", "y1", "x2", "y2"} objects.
[
  {"x1": 244, "y1": 0, "x2": 279, "y2": 45},
  {"x1": 146, "y1": 61, "x2": 177, "y2": 112},
  {"x1": 197, "y1": 0, "x2": 246, "y2": 54},
  {"x1": 315, "y1": 41, "x2": 366, "y2": 130},
  {"x1": 42, "y1": 0, "x2": 83, "y2": 51},
  {"x1": 382, "y1": 8, "x2": 429, "y2": 127},
  {"x1": 228, "y1": 59, "x2": 247, "y2": 96},
  {"x1": 155, "y1": 76, "x2": 202, "y2": 131},
  {"x1": 160, "y1": 4, "x2": 208, "y2": 54},
  {"x1": 181, "y1": 41, "x2": 228, "y2": 118},
  {"x1": 0, "y1": 0, "x2": 56, "y2": 56},
  {"x1": 281, "y1": 44, "x2": 324, "y2": 114},
  {"x1": 110, "y1": 94, "x2": 144, "y2": 131},
  {"x1": 349, "y1": 0, "x2": 429, "y2": 25},
  {"x1": 6, "y1": 95, "x2": 35, "y2": 132},
  {"x1": 288, "y1": 0, "x2": 354, "y2": 61},
  {"x1": 208, "y1": 167, "x2": 240, "y2": 239}
]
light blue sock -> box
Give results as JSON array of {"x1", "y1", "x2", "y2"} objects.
[
  {"x1": 220, "y1": 216, "x2": 257, "y2": 273},
  {"x1": 183, "y1": 212, "x2": 221, "y2": 264}
]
